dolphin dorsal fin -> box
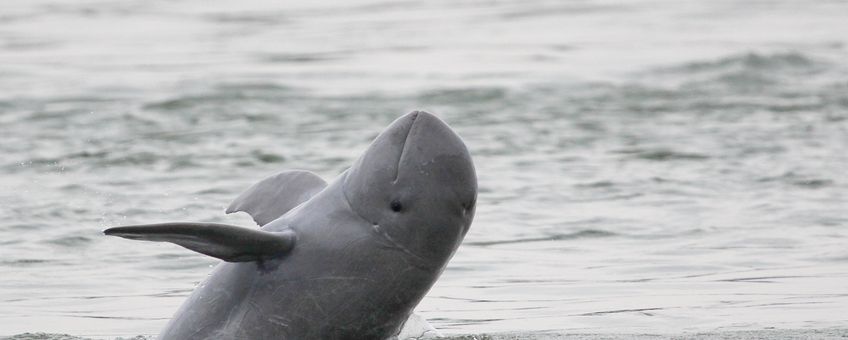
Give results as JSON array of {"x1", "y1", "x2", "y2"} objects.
[
  {"x1": 226, "y1": 170, "x2": 327, "y2": 226},
  {"x1": 104, "y1": 223, "x2": 295, "y2": 262}
]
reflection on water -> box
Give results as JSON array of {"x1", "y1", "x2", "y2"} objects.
[{"x1": 1, "y1": 0, "x2": 847, "y2": 338}]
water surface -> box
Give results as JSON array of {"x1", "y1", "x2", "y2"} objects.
[{"x1": 1, "y1": 0, "x2": 847, "y2": 338}]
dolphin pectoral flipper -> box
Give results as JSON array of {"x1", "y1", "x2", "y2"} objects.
[
  {"x1": 226, "y1": 170, "x2": 327, "y2": 226},
  {"x1": 104, "y1": 222, "x2": 296, "y2": 262}
]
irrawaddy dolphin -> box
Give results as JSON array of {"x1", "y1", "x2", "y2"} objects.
[{"x1": 104, "y1": 111, "x2": 477, "y2": 340}]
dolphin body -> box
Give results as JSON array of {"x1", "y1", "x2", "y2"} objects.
[{"x1": 105, "y1": 111, "x2": 477, "y2": 340}]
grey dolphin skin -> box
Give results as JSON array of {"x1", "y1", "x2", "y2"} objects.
[{"x1": 104, "y1": 111, "x2": 477, "y2": 340}]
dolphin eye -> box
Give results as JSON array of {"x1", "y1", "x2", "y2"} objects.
[{"x1": 390, "y1": 200, "x2": 403, "y2": 212}]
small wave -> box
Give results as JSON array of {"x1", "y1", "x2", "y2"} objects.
[
  {"x1": 670, "y1": 52, "x2": 821, "y2": 74},
  {"x1": 574, "y1": 180, "x2": 615, "y2": 188},
  {"x1": 467, "y1": 229, "x2": 616, "y2": 246},
  {"x1": 143, "y1": 96, "x2": 217, "y2": 111},
  {"x1": 716, "y1": 275, "x2": 809, "y2": 283},
  {"x1": 791, "y1": 179, "x2": 834, "y2": 189},
  {"x1": 250, "y1": 150, "x2": 286, "y2": 163},
  {"x1": 574, "y1": 307, "x2": 665, "y2": 316},
  {"x1": 1, "y1": 335, "x2": 150, "y2": 340},
  {"x1": 0, "y1": 259, "x2": 53, "y2": 267},
  {"x1": 1, "y1": 334, "x2": 91, "y2": 340},
  {"x1": 758, "y1": 172, "x2": 835, "y2": 189},
  {"x1": 95, "y1": 151, "x2": 159, "y2": 167},
  {"x1": 167, "y1": 157, "x2": 201, "y2": 170},
  {"x1": 143, "y1": 83, "x2": 296, "y2": 112},
  {"x1": 499, "y1": 3, "x2": 623, "y2": 19},
  {"x1": 417, "y1": 87, "x2": 508, "y2": 105},
  {"x1": 261, "y1": 52, "x2": 341, "y2": 63},
  {"x1": 613, "y1": 148, "x2": 709, "y2": 161},
  {"x1": 43, "y1": 235, "x2": 93, "y2": 247},
  {"x1": 204, "y1": 12, "x2": 288, "y2": 25},
  {"x1": 640, "y1": 51, "x2": 834, "y2": 96}
]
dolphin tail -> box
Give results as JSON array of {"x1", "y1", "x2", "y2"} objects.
[{"x1": 104, "y1": 222, "x2": 296, "y2": 262}]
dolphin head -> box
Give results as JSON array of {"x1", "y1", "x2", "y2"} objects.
[{"x1": 343, "y1": 111, "x2": 477, "y2": 269}]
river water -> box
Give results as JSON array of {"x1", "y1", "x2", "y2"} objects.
[{"x1": 1, "y1": 0, "x2": 847, "y2": 339}]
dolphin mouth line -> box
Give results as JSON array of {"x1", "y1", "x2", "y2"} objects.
[{"x1": 393, "y1": 111, "x2": 419, "y2": 183}]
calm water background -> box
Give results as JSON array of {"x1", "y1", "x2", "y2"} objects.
[{"x1": 1, "y1": 0, "x2": 847, "y2": 339}]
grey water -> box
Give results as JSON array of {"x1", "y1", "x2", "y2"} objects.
[{"x1": 1, "y1": 0, "x2": 847, "y2": 339}]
